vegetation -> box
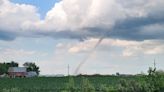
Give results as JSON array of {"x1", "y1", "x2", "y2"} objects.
[
  {"x1": 0, "y1": 61, "x2": 19, "y2": 75},
  {"x1": 23, "y1": 62, "x2": 40, "y2": 75},
  {"x1": 0, "y1": 62, "x2": 164, "y2": 92},
  {"x1": 117, "y1": 67, "x2": 164, "y2": 92},
  {"x1": 0, "y1": 68, "x2": 163, "y2": 92},
  {"x1": 0, "y1": 61, "x2": 40, "y2": 75}
]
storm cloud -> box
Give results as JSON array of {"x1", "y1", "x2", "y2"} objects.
[{"x1": 0, "y1": 0, "x2": 164, "y2": 41}]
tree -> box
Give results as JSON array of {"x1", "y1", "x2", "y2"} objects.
[
  {"x1": 146, "y1": 67, "x2": 164, "y2": 92},
  {"x1": 116, "y1": 72, "x2": 120, "y2": 76},
  {"x1": 148, "y1": 67, "x2": 156, "y2": 76},
  {"x1": 6, "y1": 61, "x2": 19, "y2": 67},
  {"x1": 23, "y1": 62, "x2": 40, "y2": 75},
  {"x1": 0, "y1": 63, "x2": 8, "y2": 75},
  {"x1": 0, "y1": 61, "x2": 19, "y2": 75}
]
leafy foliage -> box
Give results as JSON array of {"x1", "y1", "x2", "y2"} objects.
[
  {"x1": 64, "y1": 77, "x2": 76, "y2": 92},
  {"x1": 0, "y1": 61, "x2": 19, "y2": 75},
  {"x1": 0, "y1": 66, "x2": 164, "y2": 92},
  {"x1": 23, "y1": 62, "x2": 40, "y2": 75},
  {"x1": 117, "y1": 67, "x2": 164, "y2": 92},
  {"x1": 80, "y1": 77, "x2": 95, "y2": 92}
]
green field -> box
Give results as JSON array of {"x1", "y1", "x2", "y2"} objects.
[
  {"x1": 0, "y1": 76, "x2": 138, "y2": 92},
  {"x1": 0, "y1": 75, "x2": 164, "y2": 92}
]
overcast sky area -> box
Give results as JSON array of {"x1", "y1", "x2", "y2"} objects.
[{"x1": 0, "y1": 0, "x2": 164, "y2": 75}]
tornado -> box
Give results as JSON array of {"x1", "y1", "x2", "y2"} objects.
[{"x1": 74, "y1": 37, "x2": 104, "y2": 75}]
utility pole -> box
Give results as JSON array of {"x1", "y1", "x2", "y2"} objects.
[
  {"x1": 154, "y1": 59, "x2": 156, "y2": 69},
  {"x1": 68, "y1": 64, "x2": 70, "y2": 76}
]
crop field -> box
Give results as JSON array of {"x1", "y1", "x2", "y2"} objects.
[
  {"x1": 1, "y1": 75, "x2": 163, "y2": 92},
  {"x1": 0, "y1": 76, "x2": 140, "y2": 92}
]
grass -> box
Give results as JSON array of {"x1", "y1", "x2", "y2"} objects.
[{"x1": 0, "y1": 75, "x2": 145, "y2": 92}]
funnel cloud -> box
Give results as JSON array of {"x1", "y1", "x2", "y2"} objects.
[
  {"x1": 74, "y1": 37, "x2": 103, "y2": 74},
  {"x1": 0, "y1": 0, "x2": 164, "y2": 75}
]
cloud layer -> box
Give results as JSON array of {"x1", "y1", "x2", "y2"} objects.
[
  {"x1": 0, "y1": 0, "x2": 164, "y2": 41},
  {"x1": 67, "y1": 38, "x2": 164, "y2": 56}
]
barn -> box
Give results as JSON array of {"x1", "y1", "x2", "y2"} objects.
[{"x1": 8, "y1": 67, "x2": 27, "y2": 78}]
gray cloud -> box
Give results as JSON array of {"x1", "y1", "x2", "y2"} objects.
[
  {"x1": 109, "y1": 14, "x2": 164, "y2": 40},
  {"x1": 0, "y1": 0, "x2": 164, "y2": 41},
  {"x1": 0, "y1": 30, "x2": 17, "y2": 41},
  {"x1": 79, "y1": 14, "x2": 164, "y2": 41}
]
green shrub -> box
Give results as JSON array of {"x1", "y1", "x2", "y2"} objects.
[
  {"x1": 117, "y1": 79, "x2": 153, "y2": 92},
  {"x1": 117, "y1": 68, "x2": 164, "y2": 92},
  {"x1": 65, "y1": 77, "x2": 76, "y2": 92},
  {"x1": 99, "y1": 84, "x2": 110, "y2": 92},
  {"x1": 80, "y1": 77, "x2": 95, "y2": 92}
]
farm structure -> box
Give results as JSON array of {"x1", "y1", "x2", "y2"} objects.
[
  {"x1": 8, "y1": 67, "x2": 27, "y2": 78},
  {"x1": 8, "y1": 67, "x2": 37, "y2": 78}
]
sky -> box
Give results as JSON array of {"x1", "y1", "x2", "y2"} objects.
[
  {"x1": 11, "y1": 0, "x2": 60, "y2": 19},
  {"x1": 0, "y1": 0, "x2": 164, "y2": 75}
]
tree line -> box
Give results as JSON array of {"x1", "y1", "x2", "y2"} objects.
[{"x1": 0, "y1": 61, "x2": 40, "y2": 75}]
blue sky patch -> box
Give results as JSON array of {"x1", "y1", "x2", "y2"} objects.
[{"x1": 11, "y1": 0, "x2": 59, "y2": 19}]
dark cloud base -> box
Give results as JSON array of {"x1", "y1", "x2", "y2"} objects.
[
  {"x1": 0, "y1": 9, "x2": 164, "y2": 41},
  {"x1": 0, "y1": 30, "x2": 16, "y2": 41}
]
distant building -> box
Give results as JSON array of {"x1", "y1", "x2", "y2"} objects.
[
  {"x1": 55, "y1": 74, "x2": 65, "y2": 77},
  {"x1": 8, "y1": 67, "x2": 27, "y2": 78},
  {"x1": 0, "y1": 74, "x2": 7, "y2": 78},
  {"x1": 26, "y1": 71, "x2": 37, "y2": 77}
]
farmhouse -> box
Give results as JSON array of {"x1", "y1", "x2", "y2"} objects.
[
  {"x1": 8, "y1": 67, "x2": 38, "y2": 78},
  {"x1": 8, "y1": 67, "x2": 27, "y2": 78}
]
